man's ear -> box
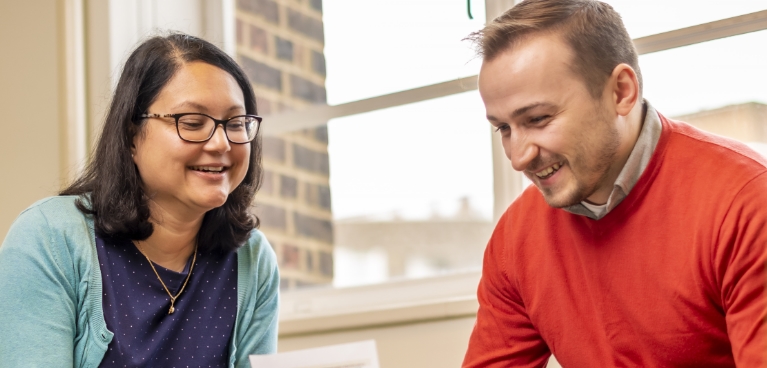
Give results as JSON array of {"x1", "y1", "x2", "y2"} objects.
[{"x1": 609, "y1": 63, "x2": 640, "y2": 117}]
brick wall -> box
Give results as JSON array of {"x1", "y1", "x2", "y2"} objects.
[{"x1": 236, "y1": 0, "x2": 333, "y2": 289}]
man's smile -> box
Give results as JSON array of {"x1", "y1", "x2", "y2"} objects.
[{"x1": 533, "y1": 162, "x2": 563, "y2": 179}]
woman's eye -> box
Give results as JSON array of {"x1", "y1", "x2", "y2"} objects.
[
  {"x1": 178, "y1": 121, "x2": 206, "y2": 130},
  {"x1": 227, "y1": 120, "x2": 245, "y2": 131}
]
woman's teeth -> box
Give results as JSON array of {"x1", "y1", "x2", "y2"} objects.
[
  {"x1": 535, "y1": 163, "x2": 562, "y2": 178},
  {"x1": 191, "y1": 166, "x2": 225, "y2": 172}
]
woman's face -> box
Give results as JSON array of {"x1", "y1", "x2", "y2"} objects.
[{"x1": 132, "y1": 61, "x2": 251, "y2": 217}]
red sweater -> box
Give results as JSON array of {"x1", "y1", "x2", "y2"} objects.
[{"x1": 463, "y1": 116, "x2": 767, "y2": 367}]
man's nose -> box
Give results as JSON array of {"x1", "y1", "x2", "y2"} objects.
[{"x1": 507, "y1": 130, "x2": 538, "y2": 172}]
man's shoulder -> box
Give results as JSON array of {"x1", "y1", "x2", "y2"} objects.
[
  {"x1": 664, "y1": 118, "x2": 767, "y2": 171},
  {"x1": 659, "y1": 116, "x2": 767, "y2": 203}
]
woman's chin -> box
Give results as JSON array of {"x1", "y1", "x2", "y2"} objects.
[{"x1": 193, "y1": 194, "x2": 229, "y2": 212}]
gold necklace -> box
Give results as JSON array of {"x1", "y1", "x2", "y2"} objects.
[{"x1": 135, "y1": 242, "x2": 197, "y2": 315}]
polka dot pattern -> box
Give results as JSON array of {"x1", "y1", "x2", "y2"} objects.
[{"x1": 96, "y1": 236, "x2": 238, "y2": 368}]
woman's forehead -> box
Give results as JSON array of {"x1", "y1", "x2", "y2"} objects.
[{"x1": 152, "y1": 62, "x2": 245, "y2": 112}]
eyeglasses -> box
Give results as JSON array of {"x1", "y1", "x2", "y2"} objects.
[{"x1": 140, "y1": 113, "x2": 262, "y2": 144}]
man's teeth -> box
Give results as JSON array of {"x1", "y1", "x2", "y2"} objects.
[
  {"x1": 535, "y1": 163, "x2": 562, "y2": 178},
  {"x1": 192, "y1": 166, "x2": 224, "y2": 172}
]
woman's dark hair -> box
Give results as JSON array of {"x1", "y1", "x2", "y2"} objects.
[{"x1": 61, "y1": 32, "x2": 262, "y2": 253}]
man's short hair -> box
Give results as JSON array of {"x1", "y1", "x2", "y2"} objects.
[{"x1": 467, "y1": 0, "x2": 642, "y2": 98}]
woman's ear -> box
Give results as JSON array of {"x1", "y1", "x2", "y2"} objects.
[{"x1": 130, "y1": 125, "x2": 140, "y2": 159}]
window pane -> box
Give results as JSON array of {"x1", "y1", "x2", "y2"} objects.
[
  {"x1": 605, "y1": 0, "x2": 767, "y2": 38},
  {"x1": 327, "y1": 91, "x2": 494, "y2": 287},
  {"x1": 641, "y1": 30, "x2": 767, "y2": 117},
  {"x1": 323, "y1": 0, "x2": 486, "y2": 104}
]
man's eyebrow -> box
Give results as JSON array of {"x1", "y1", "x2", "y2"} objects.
[
  {"x1": 511, "y1": 102, "x2": 556, "y2": 119},
  {"x1": 487, "y1": 102, "x2": 557, "y2": 122}
]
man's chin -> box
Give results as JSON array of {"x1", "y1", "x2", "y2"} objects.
[{"x1": 537, "y1": 186, "x2": 584, "y2": 209}]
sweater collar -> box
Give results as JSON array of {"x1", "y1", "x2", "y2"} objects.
[{"x1": 563, "y1": 100, "x2": 663, "y2": 220}]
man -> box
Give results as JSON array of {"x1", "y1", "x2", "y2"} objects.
[{"x1": 463, "y1": 0, "x2": 767, "y2": 367}]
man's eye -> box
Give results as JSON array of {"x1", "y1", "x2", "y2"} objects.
[
  {"x1": 494, "y1": 124, "x2": 510, "y2": 133},
  {"x1": 530, "y1": 115, "x2": 551, "y2": 124}
]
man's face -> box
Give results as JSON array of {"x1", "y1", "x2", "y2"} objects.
[{"x1": 479, "y1": 33, "x2": 621, "y2": 208}]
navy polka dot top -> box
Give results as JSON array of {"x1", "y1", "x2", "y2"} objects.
[{"x1": 96, "y1": 235, "x2": 238, "y2": 368}]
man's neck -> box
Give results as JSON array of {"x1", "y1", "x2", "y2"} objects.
[{"x1": 585, "y1": 102, "x2": 646, "y2": 205}]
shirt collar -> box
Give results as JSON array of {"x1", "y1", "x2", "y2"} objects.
[{"x1": 563, "y1": 100, "x2": 662, "y2": 219}]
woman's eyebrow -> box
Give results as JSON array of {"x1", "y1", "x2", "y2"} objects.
[{"x1": 169, "y1": 101, "x2": 244, "y2": 112}]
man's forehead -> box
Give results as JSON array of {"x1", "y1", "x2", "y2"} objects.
[
  {"x1": 478, "y1": 33, "x2": 585, "y2": 122},
  {"x1": 480, "y1": 32, "x2": 575, "y2": 75},
  {"x1": 481, "y1": 34, "x2": 582, "y2": 90}
]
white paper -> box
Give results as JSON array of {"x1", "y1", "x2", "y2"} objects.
[{"x1": 249, "y1": 340, "x2": 380, "y2": 368}]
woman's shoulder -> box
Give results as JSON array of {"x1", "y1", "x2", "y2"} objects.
[
  {"x1": 234, "y1": 228, "x2": 279, "y2": 293},
  {"x1": 14, "y1": 195, "x2": 89, "y2": 230},
  {"x1": 237, "y1": 228, "x2": 277, "y2": 265},
  {"x1": 2, "y1": 195, "x2": 94, "y2": 282}
]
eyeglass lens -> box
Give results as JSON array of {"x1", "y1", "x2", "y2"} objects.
[{"x1": 177, "y1": 114, "x2": 259, "y2": 143}]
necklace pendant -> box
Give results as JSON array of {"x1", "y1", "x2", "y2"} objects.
[{"x1": 168, "y1": 305, "x2": 175, "y2": 314}]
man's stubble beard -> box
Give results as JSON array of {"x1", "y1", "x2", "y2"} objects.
[{"x1": 540, "y1": 105, "x2": 621, "y2": 209}]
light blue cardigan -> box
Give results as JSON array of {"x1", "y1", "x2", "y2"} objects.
[{"x1": 0, "y1": 196, "x2": 279, "y2": 367}]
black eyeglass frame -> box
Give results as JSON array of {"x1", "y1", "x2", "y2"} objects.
[{"x1": 139, "y1": 112, "x2": 262, "y2": 144}]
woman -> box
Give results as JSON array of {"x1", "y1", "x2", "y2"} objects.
[{"x1": 0, "y1": 33, "x2": 278, "y2": 367}]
